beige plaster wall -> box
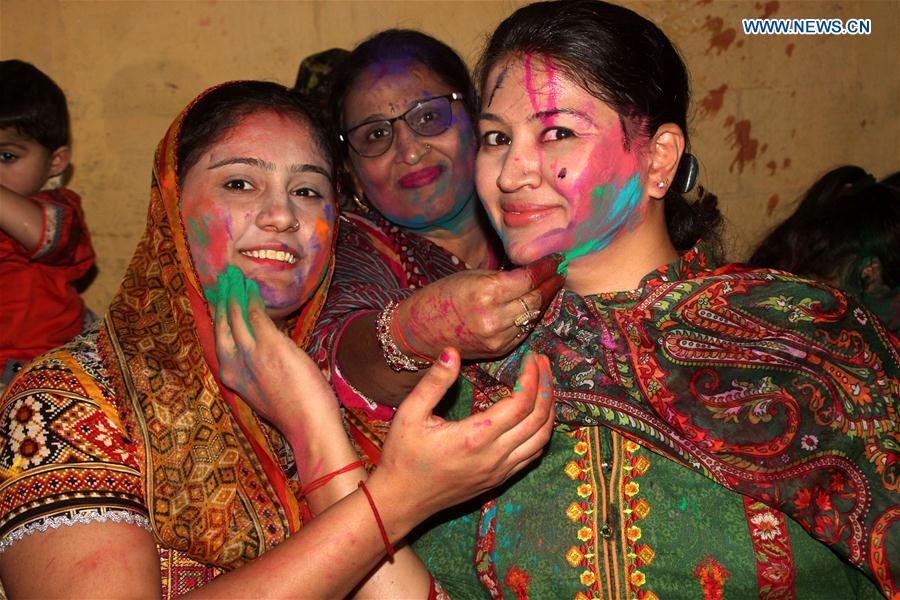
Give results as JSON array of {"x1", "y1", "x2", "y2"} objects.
[{"x1": 2, "y1": 0, "x2": 897, "y2": 313}]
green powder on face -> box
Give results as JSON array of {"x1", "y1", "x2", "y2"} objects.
[
  {"x1": 203, "y1": 284, "x2": 219, "y2": 306},
  {"x1": 247, "y1": 278, "x2": 262, "y2": 307},
  {"x1": 557, "y1": 237, "x2": 598, "y2": 274},
  {"x1": 204, "y1": 271, "x2": 228, "y2": 315},
  {"x1": 188, "y1": 216, "x2": 210, "y2": 248},
  {"x1": 557, "y1": 183, "x2": 614, "y2": 271},
  {"x1": 226, "y1": 265, "x2": 255, "y2": 340}
]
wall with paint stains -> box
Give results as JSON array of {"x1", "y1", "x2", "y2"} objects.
[{"x1": 1, "y1": 0, "x2": 896, "y2": 311}]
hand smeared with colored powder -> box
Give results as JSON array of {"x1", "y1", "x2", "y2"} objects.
[{"x1": 204, "y1": 265, "x2": 263, "y2": 339}]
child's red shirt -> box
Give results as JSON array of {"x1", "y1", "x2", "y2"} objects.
[{"x1": 0, "y1": 187, "x2": 95, "y2": 366}]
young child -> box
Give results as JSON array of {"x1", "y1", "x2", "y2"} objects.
[{"x1": 0, "y1": 60, "x2": 95, "y2": 390}]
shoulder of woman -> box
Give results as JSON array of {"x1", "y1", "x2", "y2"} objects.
[{"x1": 0, "y1": 340, "x2": 147, "y2": 554}]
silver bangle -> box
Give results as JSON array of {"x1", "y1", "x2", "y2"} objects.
[{"x1": 375, "y1": 301, "x2": 431, "y2": 372}]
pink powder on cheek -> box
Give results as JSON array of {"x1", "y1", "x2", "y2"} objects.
[
  {"x1": 293, "y1": 209, "x2": 336, "y2": 303},
  {"x1": 570, "y1": 122, "x2": 642, "y2": 212},
  {"x1": 206, "y1": 210, "x2": 233, "y2": 269},
  {"x1": 352, "y1": 154, "x2": 410, "y2": 222}
]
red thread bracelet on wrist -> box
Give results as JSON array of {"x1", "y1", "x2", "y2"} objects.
[
  {"x1": 392, "y1": 301, "x2": 433, "y2": 364},
  {"x1": 301, "y1": 460, "x2": 364, "y2": 495},
  {"x1": 358, "y1": 480, "x2": 394, "y2": 559}
]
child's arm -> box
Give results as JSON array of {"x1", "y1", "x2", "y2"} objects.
[
  {"x1": 0, "y1": 183, "x2": 44, "y2": 251},
  {"x1": 2, "y1": 185, "x2": 95, "y2": 274}
]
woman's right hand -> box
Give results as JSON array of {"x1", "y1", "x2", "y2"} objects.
[
  {"x1": 369, "y1": 347, "x2": 555, "y2": 526},
  {"x1": 397, "y1": 253, "x2": 565, "y2": 361},
  {"x1": 212, "y1": 266, "x2": 345, "y2": 457}
]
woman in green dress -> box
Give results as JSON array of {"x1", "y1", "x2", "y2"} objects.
[{"x1": 410, "y1": 2, "x2": 898, "y2": 598}]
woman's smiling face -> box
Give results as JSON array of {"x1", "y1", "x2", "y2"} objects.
[
  {"x1": 476, "y1": 54, "x2": 649, "y2": 266},
  {"x1": 181, "y1": 110, "x2": 336, "y2": 320},
  {"x1": 343, "y1": 60, "x2": 477, "y2": 232}
]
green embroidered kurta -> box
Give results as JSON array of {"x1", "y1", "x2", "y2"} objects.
[{"x1": 413, "y1": 245, "x2": 897, "y2": 599}]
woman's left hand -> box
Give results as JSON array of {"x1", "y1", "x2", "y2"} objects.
[
  {"x1": 369, "y1": 347, "x2": 555, "y2": 528},
  {"x1": 211, "y1": 266, "x2": 340, "y2": 440},
  {"x1": 396, "y1": 252, "x2": 566, "y2": 361}
]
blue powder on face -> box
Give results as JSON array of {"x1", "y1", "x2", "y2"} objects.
[{"x1": 557, "y1": 173, "x2": 642, "y2": 272}]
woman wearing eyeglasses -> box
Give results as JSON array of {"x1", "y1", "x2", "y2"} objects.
[{"x1": 309, "y1": 30, "x2": 565, "y2": 446}]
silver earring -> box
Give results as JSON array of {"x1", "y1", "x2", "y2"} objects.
[{"x1": 657, "y1": 179, "x2": 667, "y2": 189}]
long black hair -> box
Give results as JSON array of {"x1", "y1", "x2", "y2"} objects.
[
  {"x1": 750, "y1": 166, "x2": 900, "y2": 290},
  {"x1": 476, "y1": 0, "x2": 722, "y2": 253}
]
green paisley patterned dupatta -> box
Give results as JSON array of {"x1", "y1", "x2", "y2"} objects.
[{"x1": 464, "y1": 244, "x2": 899, "y2": 596}]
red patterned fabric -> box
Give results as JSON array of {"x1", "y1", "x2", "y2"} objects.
[
  {"x1": 308, "y1": 210, "x2": 467, "y2": 446},
  {"x1": 0, "y1": 187, "x2": 94, "y2": 366},
  {"x1": 743, "y1": 497, "x2": 796, "y2": 597}
]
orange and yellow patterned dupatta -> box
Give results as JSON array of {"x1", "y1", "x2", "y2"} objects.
[{"x1": 98, "y1": 85, "x2": 334, "y2": 570}]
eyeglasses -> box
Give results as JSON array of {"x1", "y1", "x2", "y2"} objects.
[{"x1": 340, "y1": 92, "x2": 462, "y2": 158}]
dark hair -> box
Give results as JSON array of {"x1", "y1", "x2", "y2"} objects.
[
  {"x1": 750, "y1": 166, "x2": 900, "y2": 290},
  {"x1": 177, "y1": 81, "x2": 336, "y2": 183},
  {"x1": 477, "y1": 0, "x2": 722, "y2": 253},
  {"x1": 0, "y1": 59, "x2": 70, "y2": 150},
  {"x1": 330, "y1": 29, "x2": 477, "y2": 130},
  {"x1": 292, "y1": 48, "x2": 350, "y2": 122}
]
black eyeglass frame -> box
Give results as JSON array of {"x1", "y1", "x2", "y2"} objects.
[{"x1": 339, "y1": 92, "x2": 463, "y2": 158}]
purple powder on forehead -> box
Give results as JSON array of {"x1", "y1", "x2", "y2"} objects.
[
  {"x1": 558, "y1": 168, "x2": 567, "y2": 179},
  {"x1": 369, "y1": 57, "x2": 417, "y2": 79},
  {"x1": 487, "y1": 64, "x2": 509, "y2": 108}
]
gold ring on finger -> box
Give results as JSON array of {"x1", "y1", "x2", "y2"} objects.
[{"x1": 513, "y1": 297, "x2": 538, "y2": 329}]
